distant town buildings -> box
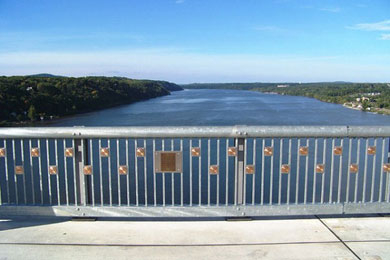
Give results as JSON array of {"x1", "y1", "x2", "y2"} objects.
[{"x1": 277, "y1": 84, "x2": 289, "y2": 88}]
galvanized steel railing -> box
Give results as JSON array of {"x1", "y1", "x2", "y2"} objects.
[{"x1": 0, "y1": 126, "x2": 389, "y2": 217}]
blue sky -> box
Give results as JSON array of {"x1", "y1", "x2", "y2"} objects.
[{"x1": 0, "y1": 0, "x2": 389, "y2": 83}]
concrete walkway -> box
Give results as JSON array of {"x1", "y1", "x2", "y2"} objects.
[{"x1": 0, "y1": 215, "x2": 389, "y2": 259}]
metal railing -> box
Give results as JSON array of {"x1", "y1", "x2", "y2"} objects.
[{"x1": 0, "y1": 126, "x2": 389, "y2": 217}]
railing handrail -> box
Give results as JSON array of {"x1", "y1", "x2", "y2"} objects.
[{"x1": 1, "y1": 125, "x2": 390, "y2": 138}]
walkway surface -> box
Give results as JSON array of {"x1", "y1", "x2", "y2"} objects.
[{"x1": 0, "y1": 214, "x2": 390, "y2": 260}]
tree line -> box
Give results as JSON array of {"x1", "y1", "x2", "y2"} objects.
[{"x1": 0, "y1": 76, "x2": 182, "y2": 125}]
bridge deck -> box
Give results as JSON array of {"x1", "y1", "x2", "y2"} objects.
[{"x1": 0, "y1": 215, "x2": 390, "y2": 259}]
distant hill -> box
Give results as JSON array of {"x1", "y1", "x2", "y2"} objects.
[
  {"x1": 182, "y1": 82, "x2": 285, "y2": 90},
  {"x1": 28, "y1": 73, "x2": 63, "y2": 78}
]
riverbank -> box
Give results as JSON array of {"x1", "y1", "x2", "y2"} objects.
[{"x1": 0, "y1": 76, "x2": 183, "y2": 126}]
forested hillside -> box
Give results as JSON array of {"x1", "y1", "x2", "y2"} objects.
[{"x1": 0, "y1": 76, "x2": 182, "y2": 124}]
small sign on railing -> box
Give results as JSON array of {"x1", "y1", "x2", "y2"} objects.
[{"x1": 154, "y1": 151, "x2": 182, "y2": 173}]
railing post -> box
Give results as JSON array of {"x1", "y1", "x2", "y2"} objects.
[
  {"x1": 236, "y1": 137, "x2": 245, "y2": 205},
  {"x1": 74, "y1": 139, "x2": 91, "y2": 206}
]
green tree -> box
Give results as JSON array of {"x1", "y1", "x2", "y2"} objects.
[{"x1": 27, "y1": 105, "x2": 37, "y2": 121}]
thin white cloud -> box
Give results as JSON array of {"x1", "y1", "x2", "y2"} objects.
[
  {"x1": 0, "y1": 49, "x2": 389, "y2": 83},
  {"x1": 349, "y1": 20, "x2": 390, "y2": 31},
  {"x1": 175, "y1": 0, "x2": 185, "y2": 4},
  {"x1": 380, "y1": 34, "x2": 390, "y2": 40},
  {"x1": 319, "y1": 7, "x2": 341, "y2": 13},
  {"x1": 253, "y1": 26, "x2": 282, "y2": 32}
]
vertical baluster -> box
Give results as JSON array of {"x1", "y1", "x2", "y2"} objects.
[
  {"x1": 45, "y1": 139, "x2": 51, "y2": 205},
  {"x1": 225, "y1": 139, "x2": 229, "y2": 206},
  {"x1": 287, "y1": 139, "x2": 292, "y2": 204},
  {"x1": 295, "y1": 139, "x2": 301, "y2": 204},
  {"x1": 369, "y1": 139, "x2": 377, "y2": 203},
  {"x1": 329, "y1": 139, "x2": 335, "y2": 203},
  {"x1": 4, "y1": 140, "x2": 10, "y2": 204},
  {"x1": 63, "y1": 139, "x2": 69, "y2": 206},
  {"x1": 171, "y1": 139, "x2": 174, "y2": 206},
  {"x1": 180, "y1": 139, "x2": 184, "y2": 206},
  {"x1": 362, "y1": 139, "x2": 369, "y2": 202},
  {"x1": 252, "y1": 139, "x2": 256, "y2": 205},
  {"x1": 304, "y1": 139, "x2": 309, "y2": 204},
  {"x1": 117, "y1": 139, "x2": 121, "y2": 206},
  {"x1": 29, "y1": 139, "x2": 35, "y2": 205},
  {"x1": 378, "y1": 138, "x2": 386, "y2": 202},
  {"x1": 89, "y1": 139, "x2": 95, "y2": 207},
  {"x1": 269, "y1": 138, "x2": 274, "y2": 205},
  {"x1": 12, "y1": 139, "x2": 19, "y2": 205},
  {"x1": 126, "y1": 139, "x2": 130, "y2": 206},
  {"x1": 162, "y1": 139, "x2": 165, "y2": 206},
  {"x1": 386, "y1": 139, "x2": 390, "y2": 202},
  {"x1": 99, "y1": 139, "x2": 104, "y2": 206},
  {"x1": 153, "y1": 139, "x2": 156, "y2": 206},
  {"x1": 198, "y1": 138, "x2": 202, "y2": 206},
  {"x1": 320, "y1": 139, "x2": 326, "y2": 204},
  {"x1": 54, "y1": 139, "x2": 60, "y2": 205},
  {"x1": 216, "y1": 138, "x2": 220, "y2": 206},
  {"x1": 243, "y1": 138, "x2": 247, "y2": 205},
  {"x1": 312, "y1": 139, "x2": 318, "y2": 204},
  {"x1": 337, "y1": 139, "x2": 344, "y2": 203},
  {"x1": 72, "y1": 139, "x2": 77, "y2": 206},
  {"x1": 346, "y1": 138, "x2": 353, "y2": 202},
  {"x1": 234, "y1": 138, "x2": 238, "y2": 206},
  {"x1": 278, "y1": 138, "x2": 283, "y2": 205},
  {"x1": 144, "y1": 139, "x2": 148, "y2": 206},
  {"x1": 190, "y1": 139, "x2": 193, "y2": 206},
  {"x1": 81, "y1": 140, "x2": 86, "y2": 206},
  {"x1": 261, "y1": 139, "x2": 265, "y2": 205},
  {"x1": 108, "y1": 139, "x2": 112, "y2": 206},
  {"x1": 134, "y1": 139, "x2": 139, "y2": 206},
  {"x1": 207, "y1": 138, "x2": 211, "y2": 206},
  {"x1": 354, "y1": 139, "x2": 361, "y2": 203}
]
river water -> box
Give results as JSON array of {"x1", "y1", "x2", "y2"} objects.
[{"x1": 50, "y1": 89, "x2": 390, "y2": 126}]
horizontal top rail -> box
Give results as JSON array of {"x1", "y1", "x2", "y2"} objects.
[{"x1": 0, "y1": 126, "x2": 390, "y2": 138}]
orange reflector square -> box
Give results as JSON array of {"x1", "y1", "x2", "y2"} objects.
[
  {"x1": 49, "y1": 165, "x2": 58, "y2": 175},
  {"x1": 245, "y1": 165, "x2": 255, "y2": 174},
  {"x1": 383, "y1": 164, "x2": 390, "y2": 172},
  {"x1": 209, "y1": 165, "x2": 219, "y2": 175},
  {"x1": 367, "y1": 146, "x2": 376, "y2": 155},
  {"x1": 31, "y1": 148, "x2": 40, "y2": 157},
  {"x1": 136, "y1": 147, "x2": 145, "y2": 157},
  {"x1": 334, "y1": 147, "x2": 343, "y2": 156},
  {"x1": 83, "y1": 165, "x2": 93, "y2": 175},
  {"x1": 100, "y1": 147, "x2": 110, "y2": 157},
  {"x1": 350, "y1": 164, "x2": 359, "y2": 173},
  {"x1": 228, "y1": 147, "x2": 237, "y2": 156},
  {"x1": 299, "y1": 146, "x2": 308, "y2": 156},
  {"x1": 316, "y1": 164, "x2": 325, "y2": 174},
  {"x1": 281, "y1": 164, "x2": 290, "y2": 174},
  {"x1": 118, "y1": 165, "x2": 128, "y2": 175},
  {"x1": 191, "y1": 147, "x2": 200, "y2": 157},
  {"x1": 65, "y1": 148, "x2": 74, "y2": 157},
  {"x1": 264, "y1": 147, "x2": 273, "y2": 156},
  {"x1": 0, "y1": 148, "x2": 6, "y2": 157}
]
